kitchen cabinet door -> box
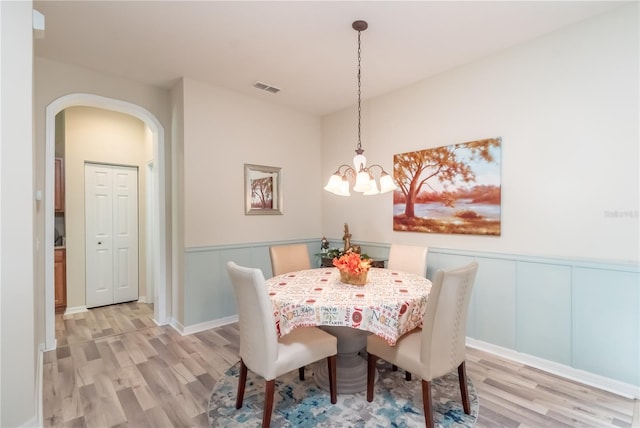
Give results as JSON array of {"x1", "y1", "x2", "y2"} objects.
[
  {"x1": 54, "y1": 248, "x2": 66, "y2": 313},
  {"x1": 55, "y1": 158, "x2": 65, "y2": 212}
]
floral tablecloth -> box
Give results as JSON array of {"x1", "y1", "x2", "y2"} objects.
[{"x1": 266, "y1": 267, "x2": 432, "y2": 346}]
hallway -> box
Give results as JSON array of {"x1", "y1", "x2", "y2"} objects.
[{"x1": 45, "y1": 303, "x2": 240, "y2": 427}]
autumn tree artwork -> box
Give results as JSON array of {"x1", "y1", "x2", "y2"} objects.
[
  {"x1": 251, "y1": 176, "x2": 273, "y2": 209},
  {"x1": 244, "y1": 164, "x2": 282, "y2": 215},
  {"x1": 393, "y1": 137, "x2": 502, "y2": 235}
]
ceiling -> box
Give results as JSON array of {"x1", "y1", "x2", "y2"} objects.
[{"x1": 33, "y1": 1, "x2": 628, "y2": 116}]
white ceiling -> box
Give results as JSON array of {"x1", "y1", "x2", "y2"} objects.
[{"x1": 33, "y1": 1, "x2": 628, "y2": 116}]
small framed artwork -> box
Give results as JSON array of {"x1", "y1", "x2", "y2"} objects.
[{"x1": 244, "y1": 164, "x2": 283, "y2": 215}]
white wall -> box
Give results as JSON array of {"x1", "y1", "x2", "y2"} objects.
[
  {"x1": 175, "y1": 78, "x2": 322, "y2": 327},
  {"x1": 0, "y1": 1, "x2": 36, "y2": 426},
  {"x1": 182, "y1": 78, "x2": 322, "y2": 247},
  {"x1": 321, "y1": 4, "x2": 639, "y2": 264},
  {"x1": 64, "y1": 106, "x2": 149, "y2": 308}
]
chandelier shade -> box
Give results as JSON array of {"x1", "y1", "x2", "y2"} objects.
[{"x1": 324, "y1": 20, "x2": 398, "y2": 197}]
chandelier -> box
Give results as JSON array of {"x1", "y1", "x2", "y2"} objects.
[{"x1": 324, "y1": 20, "x2": 397, "y2": 197}]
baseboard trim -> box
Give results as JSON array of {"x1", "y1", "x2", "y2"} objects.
[
  {"x1": 137, "y1": 296, "x2": 147, "y2": 303},
  {"x1": 35, "y1": 344, "x2": 45, "y2": 428},
  {"x1": 466, "y1": 337, "x2": 640, "y2": 399},
  {"x1": 168, "y1": 317, "x2": 184, "y2": 334},
  {"x1": 64, "y1": 305, "x2": 88, "y2": 315},
  {"x1": 152, "y1": 316, "x2": 169, "y2": 327},
  {"x1": 170, "y1": 315, "x2": 239, "y2": 336}
]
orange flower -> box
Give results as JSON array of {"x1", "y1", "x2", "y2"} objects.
[{"x1": 332, "y1": 250, "x2": 371, "y2": 275}]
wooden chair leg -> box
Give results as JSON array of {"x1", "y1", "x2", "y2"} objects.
[
  {"x1": 421, "y1": 379, "x2": 434, "y2": 428},
  {"x1": 236, "y1": 359, "x2": 248, "y2": 409},
  {"x1": 327, "y1": 355, "x2": 337, "y2": 404},
  {"x1": 458, "y1": 361, "x2": 471, "y2": 414},
  {"x1": 367, "y1": 353, "x2": 378, "y2": 402},
  {"x1": 299, "y1": 367, "x2": 305, "y2": 381},
  {"x1": 405, "y1": 371, "x2": 412, "y2": 381},
  {"x1": 262, "y1": 379, "x2": 275, "y2": 428},
  {"x1": 392, "y1": 364, "x2": 398, "y2": 371}
]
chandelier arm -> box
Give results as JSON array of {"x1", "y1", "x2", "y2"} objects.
[
  {"x1": 335, "y1": 164, "x2": 357, "y2": 179},
  {"x1": 333, "y1": 164, "x2": 354, "y2": 173},
  {"x1": 366, "y1": 164, "x2": 390, "y2": 174}
]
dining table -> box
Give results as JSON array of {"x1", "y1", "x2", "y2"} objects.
[{"x1": 266, "y1": 267, "x2": 432, "y2": 393}]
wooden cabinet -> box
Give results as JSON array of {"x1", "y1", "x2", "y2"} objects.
[
  {"x1": 54, "y1": 158, "x2": 64, "y2": 212},
  {"x1": 54, "y1": 249, "x2": 66, "y2": 313}
]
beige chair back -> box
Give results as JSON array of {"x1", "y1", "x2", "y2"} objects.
[
  {"x1": 387, "y1": 244, "x2": 428, "y2": 277},
  {"x1": 420, "y1": 261, "x2": 478, "y2": 380},
  {"x1": 227, "y1": 261, "x2": 279, "y2": 379},
  {"x1": 269, "y1": 243, "x2": 311, "y2": 276}
]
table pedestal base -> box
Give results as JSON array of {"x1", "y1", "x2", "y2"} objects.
[{"x1": 314, "y1": 326, "x2": 378, "y2": 394}]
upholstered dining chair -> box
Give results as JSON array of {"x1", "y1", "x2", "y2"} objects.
[
  {"x1": 366, "y1": 262, "x2": 479, "y2": 428},
  {"x1": 387, "y1": 244, "x2": 428, "y2": 277},
  {"x1": 226, "y1": 261, "x2": 337, "y2": 428},
  {"x1": 269, "y1": 243, "x2": 311, "y2": 276},
  {"x1": 386, "y1": 244, "x2": 429, "y2": 379},
  {"x1": 269, "y1": 243, "x2": 313, "y2": 380}
]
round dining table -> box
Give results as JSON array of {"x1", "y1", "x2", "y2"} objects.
[{"x1": 266, "y1": 267, "x2": 432, "y2": 393}]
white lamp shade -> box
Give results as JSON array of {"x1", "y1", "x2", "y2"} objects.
[
  {"x1": 337, "y1": 177, "x2": 351, "y2": 196},
  {"x1": 324, "y1": 174, "x2": 343, "y2": 194},
  {"x1": 353, "y1": 153, "x2": 367, "y2": 171},
  {"x1": 363, "y1": 179, "x2": 379, "y2": 195},
  {"x1": 353, "y1": 170, "x2": 372, "y2": 192},
  {"x1": 379, "y1": 173, "x2": 398, "y2": 194}
]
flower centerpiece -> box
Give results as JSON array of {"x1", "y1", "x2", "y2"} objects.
[{"x1": 333, "y1": 250, "x2": 372, "y2": 286}]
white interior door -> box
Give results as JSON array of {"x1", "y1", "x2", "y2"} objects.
[{"x1": 86, "y1": 163, "x2": 139, "y2": 308}]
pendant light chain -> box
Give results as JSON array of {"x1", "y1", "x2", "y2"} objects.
[
  {"x1": 323, "y1": 19, "x2": 398, "y2": 196},
  {"x1": 357, "y1": 29, "x2": 362, "y2": 152}
]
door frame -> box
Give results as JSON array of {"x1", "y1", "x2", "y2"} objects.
[
  {"x1": 44, "y1": 93, "x2": 169, "y2": 350},
  {"x1": 145, "y1": 160, "x2": 156, "y2": 306}
]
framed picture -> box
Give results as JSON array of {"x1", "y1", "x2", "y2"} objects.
[
  {"x1": 393, "y1": 137, "x2": 502, "y2": 235},
  {"x1": 244, "y1": 164, "x2": 283, "y2": 215}
]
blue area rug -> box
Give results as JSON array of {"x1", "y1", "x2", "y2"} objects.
[{"x1": 208, "y1": 360, "x2": 478, "y2": 427}]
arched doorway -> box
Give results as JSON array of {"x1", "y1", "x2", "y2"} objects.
[{"x1": 44, "y1": 93, "x2": 169, "y2": 350}]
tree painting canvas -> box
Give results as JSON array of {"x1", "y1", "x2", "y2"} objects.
[
  {"x1": 244, "y1": 164, "x2": 283, "y2": 215},
  {"x1": 251, "y1": 176, "x2": 273, "y2": 209},
  {"x1": 393, "y1": 137, "x2": 501, "y2": 235}
]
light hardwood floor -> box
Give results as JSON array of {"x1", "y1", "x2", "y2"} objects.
[{"x1": 43, "y1": 302, "x2": 638, "y2": 427}]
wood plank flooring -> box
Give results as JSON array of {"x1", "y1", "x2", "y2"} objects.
[{"x1": 43, "y1": 302, "x2": 638, "y2": 427}]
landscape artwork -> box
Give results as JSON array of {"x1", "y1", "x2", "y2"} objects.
[
  {"x1": 251, "y1": 176, "x2": 273, "y2": 209},
  {"x1": 244, "y1": 164, "x2": 283, "y2": 215},
  {"x1": 393, "y1": 137, "x2": 502, "y2": 235}
]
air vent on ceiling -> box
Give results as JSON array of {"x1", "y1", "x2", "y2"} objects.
[{"x1": 253, "y1": 81, "x2": 281, "y2": 94}]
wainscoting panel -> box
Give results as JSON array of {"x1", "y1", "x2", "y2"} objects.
[
  {"x1": 472, "y1": 257, "x2": 517, "y2": 350},
  {"x1": 424, "y1": 252, "x2": 479, "y2": 338},
  {"x1": 183, "y1": 241, "x2": 639, "y2": 392},
  {"x1": 572, "y1": 267, "x2": 639, "y2": 387},
  {"x1": 426, "y1": 247, "x2": 639, "y2": 391},
  {"x1": 184, "y1": 249, "x2": 225, "y2": 327},
  {"x1": 184, "y1": 240, "x2": 317, "y2": 327},
  {"x1": 516, "y1": 262, "x2": 572, "y2": 365}
]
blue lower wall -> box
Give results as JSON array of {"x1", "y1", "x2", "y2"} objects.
[
  {"x1": 184, "y1": 239, "x2": 319, "y2": 327},
  {"x1": 184, "y1": 240, "x2": 639, "y2": 389}
]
